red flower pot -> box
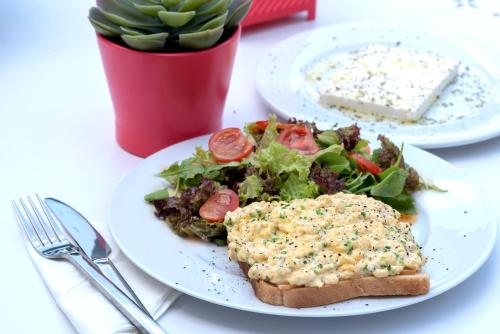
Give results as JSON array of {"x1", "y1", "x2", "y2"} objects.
[{"x1": 96, "y1": 26, "x2": 241, "y2": 157}]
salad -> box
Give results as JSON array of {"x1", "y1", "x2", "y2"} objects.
[{"x1": 145, "y1": 115, "x2": 433, "y2": 244}]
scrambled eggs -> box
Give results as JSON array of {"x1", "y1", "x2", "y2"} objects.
[{"x1": 225, "y1": 193, "x2": 425, "y2": 288}]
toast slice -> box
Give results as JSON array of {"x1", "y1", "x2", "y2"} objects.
[
  {"x1": 239, "y1": 262, "x2": 429, "y2": 308},
  {"x1": 226, "y1": 194, "x2": 429, "y2": 308}
]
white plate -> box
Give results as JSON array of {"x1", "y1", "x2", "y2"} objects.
[
  {"x1": 255, "y1": 21, "x2": 500, "y2": 148},
  {"x1": 108, "y1": 135, "x2": 496, "y2": 317}
]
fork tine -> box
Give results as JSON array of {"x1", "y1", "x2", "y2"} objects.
[
  {"x1": 28, "y1": 194, "x2": 59, "y2": 243},
  {"x1": 37, "y1": 194, "x2": 65, "y2": 241},
  {"x1": 20, "y1": 198, "x2": 50, "y2": 245},
  {"x1": 12, "y1": 200, "x2": 43, "y2": 248}
]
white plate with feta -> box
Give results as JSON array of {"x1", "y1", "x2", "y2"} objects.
[
  {"x1": 256, "y1": 21, "x2": 500, "y2": 148},
  {"x1": 108, "y1": 134, "x2": 496, "y2": 317}
]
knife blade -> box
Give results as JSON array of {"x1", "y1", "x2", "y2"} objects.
[{"x1": 44, "y1": 197, "x2": 151, "y2": 316}]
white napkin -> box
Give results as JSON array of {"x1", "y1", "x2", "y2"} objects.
[{"x1": 23, "y1": 220, "x2": 181, "y2": 334}]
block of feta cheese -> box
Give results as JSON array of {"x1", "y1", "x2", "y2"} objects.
[{"x1": 318, "y1": 44, "x2": 459, "y2": 121}]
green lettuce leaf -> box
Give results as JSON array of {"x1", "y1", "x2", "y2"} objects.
[
  {"x1": 238, "y1": 174, "x2": 264, "y2": 203},
  {"x1": 258, "y1": 114, "x2": 279, "y2": 149},
  {"x1": 352, "y1": 139, "x2": 370, "y2": 154},
  {"x1": 159, "y1": 146, "x2": 241, "y2": 190},
  {"x1": 252, "y1": 142, "x2": 311, "y2": 180},
  {"x1": 279, "y1": 173, "x2": 319, "y2": 201}
]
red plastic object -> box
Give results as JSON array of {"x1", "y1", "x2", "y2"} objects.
[
  {"x1": 96, "y1": 26, "x2": 241, "y2": 157},
  {"x1": 242, "y1": 0, "x2": 316, "y2": 27}
]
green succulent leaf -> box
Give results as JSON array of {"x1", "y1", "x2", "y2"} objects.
[
  {"x1": 161, "y1": 0, "x2": 182, "y2": 7},
  {"x1": 133, "y1": 4, "x2": 166, "y2": 16},
  {"x1": 101, "y1": 10, "x2": 164, "y2": 30},
  {"x1": 197, "y1": 0, "x2": 232, "y2": 16},
  {"x1": 225, "y1": 0, "x2": 251, "y2": 28},
  {"x1": 168, "y1": 12, "x2": 219, "y2": 34},
  {"x1": 119, "y1": 26, "x2": 144, "y2": 35},
  {"x1": 90, "y1": 21, "x2": 118, "y2": 36},
  {"x1": 90, "y1": 0, "x2": 253, "y2": 51},
  {"x1": 198, "y1": 11, "x2": 227, "y2": 31},
  {"x1": 98, "y1": 0, "x2": 163, "y2": 29},
  {"x1": 179, "y1": 25, "x2": 223, "y2": 49},
  {"x1": 158, "y1": 10, "x2": 196, "y2": 27},
  {"x1": 121, "y1": 32, "x2": 169, "y2": 50},
  {"x1": 89, "y1": 7, "x2": 123, "y2": 36},
  {"x1": 177, "y1": 0, "x2": 211, "y2": 12}
]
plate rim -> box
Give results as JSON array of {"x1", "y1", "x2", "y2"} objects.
[
  {"x1": 255, "y1": 20, "x2": 500, "y2": 149},
  {"x1": 107, "y1": 135, "x2": 497, "y2": 317}
]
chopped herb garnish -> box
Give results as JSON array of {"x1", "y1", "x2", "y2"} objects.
[{"x1": 344, "y1": 240, "x2": 353, "y2": 254}]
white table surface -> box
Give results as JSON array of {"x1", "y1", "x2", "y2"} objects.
[{"x1": 1, "y1": 0, "x2": 499, "y2": 333}]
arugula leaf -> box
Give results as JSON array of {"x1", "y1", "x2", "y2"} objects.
[
  {"x1": 313, "y1": 147, "x2": 350, "y2": 174},
  {"x1": 316, "y1": 130, "x2": 339, "y2": 147},
  {"x1": 279, "y1": 173, "x2": 319, "y2": 201},
  {"x1": 378, "y1": 164, "x2": 400, "y2": 180},
  {"x1": 346, "y1": 173, "x2": 376, "y2": 193},
  {"x1": 352, "y1": 175, "x2": 377, "y2": 194},
  {"x1": 144, "y1": 188, "x2": 171, "y2": 202},
  {"x1": 376, "y1": 193, "x2": 417, "y2": 214},
  {"x1": 238, "y1": 175, "x2": 264, "y2": 203},
  {"x1": 371, "y1": 148, "x2": 381, "y2": 162},
  {"x1": 309, "y1": 144, "x2": 343, "y2": 160},
  {"x1": 370, "y1": 169, "x2": 409, "y2": 197},
  {"x1": 421, "y1": 181, "x2": 447, "y2": 192}
]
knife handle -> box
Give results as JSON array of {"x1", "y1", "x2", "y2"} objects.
[
  {"x1": 96, "y1": 259, "x2": 151, "y2": 316},
  {"x1": 65, "y1": 252, "x2": 168, "y2": 334}
]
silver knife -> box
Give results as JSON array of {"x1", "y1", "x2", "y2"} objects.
[{"x1": 44, "y1": 197, "x2": 151, "y2": 316}]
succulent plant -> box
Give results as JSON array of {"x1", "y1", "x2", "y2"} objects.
[{"x1": 89, "y1": 0, "x2": 252, "y2": 51}]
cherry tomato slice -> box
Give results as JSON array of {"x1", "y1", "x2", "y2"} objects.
[
  {"x1": 254, "y1": 121, "x2": 269, "y2": 131},
  {"x1": 199, "y1": 189, "x2": 240, "y2": 223},
  {"x1": 209, "y1": 128, "x2": 254, "y2": 163},
  {"x1": 349, "y1": 152, "x2": 382, "y2": 175},
  {"x1": 250, "y1": 121, "x2": 291, "y2": 133},
  {"x1": 277, "y1": 125, "x2": 320, "y2": 155}
]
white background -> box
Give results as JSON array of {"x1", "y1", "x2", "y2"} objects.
[{"x1": 1, "y1": 0, "x2": 499, "y2": 333}]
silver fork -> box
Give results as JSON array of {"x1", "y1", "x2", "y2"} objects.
[{"x1": 13, "y1": 195, "x2": 168, "y2": 334}]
